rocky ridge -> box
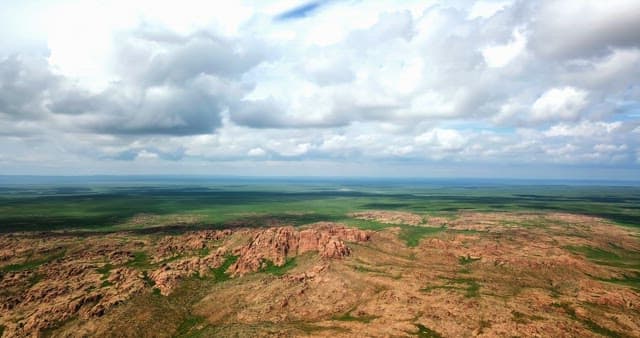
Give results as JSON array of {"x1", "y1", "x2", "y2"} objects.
[
  {"x1": 0, "y1": 223, "x2": 369, "y2": 336},
  {"x1": 229, "y1": 222, "x2": 370, "y2": 276}
]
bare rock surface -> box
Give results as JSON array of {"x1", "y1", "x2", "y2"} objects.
[
  {"x1": 1, "y1": 212, "x2": 639, "y2": 337},
  {"x1": 228, "y1": 223, "x2": 370, "y2": 276},
  {"x1": 149, "y1": 248, "x2": 228, "y2": 295},
  {"x1": 152, "y1": 229, "x2": 232, "y2": 262},
  {"x1": 349, "y1": 210, "x2": 424, "y2": 225}
]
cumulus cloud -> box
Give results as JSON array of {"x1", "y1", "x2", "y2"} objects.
[
  {"x1": 528, "y1": 0, "x2": 640, "y2": 59},
  {"x1": 0, "y1": 0, "x2": 638, "y2": 178},
  {"x1": 544, "y1": 121, "x2": 622, "y2": 138},
  {"x1": 482, "y1": 28, "x2": 525, "y2": 68},
  {"x1": 415, "y1": 129, "x2": 468, "y2": 151},
  {"x1": 0, "y1": 55, "x2": 59, "y2": 120},
  {"x1": 530, "y1": 87, "x2": 589, "y2": 123},
  {"x1": 247, "y1": 147, "x2": 266, "y2": 157},
  {"x1": 1, "y1": 24, "x2": 267, "y2": 136}
]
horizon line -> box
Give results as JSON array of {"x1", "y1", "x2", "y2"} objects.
[{"x1": 0, "y1": 174, "x2": 639, "y2": 183}]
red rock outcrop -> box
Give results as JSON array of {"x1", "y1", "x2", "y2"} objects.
[
  {"x1": 228, "y1": 223, "x2": 370, "y2": 276},
  {"x1": 4, "y1": 262, "x2": 145, "y2": 337},
  {"x1": 349, "y1": 211, "x2": 424, "y2": 225},
  {"x1": 153, "y1": 229, "x2": 232, "y2": 262},
  {"x1": 149, "y1": 247, "x2": 228, "y2": 295}
]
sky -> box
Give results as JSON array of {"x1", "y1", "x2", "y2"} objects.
[{"x1": 0, "y1": 0, "x2": 639, "y2": 179}]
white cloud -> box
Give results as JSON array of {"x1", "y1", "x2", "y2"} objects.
[
  {"x1": 529, "y1": 0, "x2": 640, "y2": 59},
  {"x1": 468, "y1": 1, "x2": 511, "y2": 19},
  {"x1": 247, "y1": 147, "x2": 266, "y2": 157},
  {"x1": 482, "y1": 28, "x2": 525, "y2": 68},
  {"x1": 579, "y1": 49, "x2": 640, "y2": 88},
  {"x1": 385, "y1": 145, "x2": 414, "y2": 156},
  {"x1": 135, "y1": 149, "x2": 159, "y2": 160},
  {"x1": 594, "y1": 143, "x2": 627, "y2": 153},
  {"x1": 266, "y1": 140, "x2": 311, "y2": 157},
  {"x1": 545, "y1": 143, "x2": 578, "y2": 157},
  {"x1": 415, "y1": 128, "x2": 467, "y2": 151},
  {"x1": 544, "y1": 121, "x2": 621, "y2": 137},
  {"x1": 319, "y1": 134, "x2": 347, "y2": 152},
  {"x1": 0, "y1": 0, "x2": 638, "y2": 178},
  {"x1": 531, "y1": 87, "x2": 588, "y2": 122}
]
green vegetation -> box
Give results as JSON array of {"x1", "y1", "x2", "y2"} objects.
[
  {"x1": 552, "y1": 302, "x2": 623, "y2": 338},
  {"x1": 27, "y1": 273, "x2": 44, "y2": 286},
  {"x1": 421, "y1": 277, "x2": 481, "y2": 298},
  {"x1": 399, "y1": 226, "x2": 444, "y2": 247},
  {"x1": 420, "y1": 284, "x2": 459, "y2": 292},
  {"x1": 261, "y1": 258, "x2": 297, "y2": 276},
  {"x1": 100, "y1": 275, "x2": 217, "y2": 337},
  {"x1": 2, "y1": 180, "x2": 639, "y2": 337},
  {"x1": 96, "y1": 263, "x2": 113, "y2": 275},
  {"x1": 599, "y1": 273, "x2": 640, "y2": 290},
  {"x1": 465, "y1": 280, "x2": 481, "y2": 298},
  {"x1": 294, "y1": 322, "x2": 348, "y2": 334},
  {"x1": 332, "y1": 307, "x2": 379, "y2": 323},
  {"x1": 353, "y1": 265, "x2": 386, "y2": 274},
  {"x1": 549, "y1": 285, "x2": 562, "y2": 298},
  {"x1": 210, "y1": 255, "x2": 238, "y2": 282},
  {"x1": 341, "y1": 218, "x2": 390, "y2": 231},
  {"x1": 126, "y1": 252, "x2": 152, "y2": 269},
  {"x1": 0, "y1": 249, "x2": 66, "y2": 273},
  {"x1": 553, "y1": 302, "x2": 577, "y2": 319},
  {"x1": 511, "y1": 311, "x2": 543, "y2": 324},
  {"x1": 174, "y1": 314, "x2": 206, "y2": 338},
  {"x1": 96, "y1": 263, "x2": 113, "y2": 280},
  {"x1": 414, "y1": 323, "x2": 442, "y2": 338},
  {"x1": 565, "y1": 246, "x2": 640, "y2": 270},
  {"x1": 459, "y1": 255, "x2": 481, "y2": 265},
  {"x1": 566, "y1": 246, "x2": 620, "y2": 261},
  {"x1": 186, "y1": 321, "x2": 346, "y2": 337},
  {"x1": 342, "y1": 218, "x2": 443, "y2": 247},
  {"x1": 141, "y1": 271, "x2": 156, "y2": 287},
  {"x1": 1, "y1": 182, "x2": 638, "y2": 233},
  {"x1": 39, "y1": 316, "x2": 77, "y2": 337},
  {"x1": 582, "y1": 318, "x2": 623, "y2": 338},
  {"x1": 197, "y1": 247, "x2": 210, "y2": 257}
]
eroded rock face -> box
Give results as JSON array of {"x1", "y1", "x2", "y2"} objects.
[
  {"x1": 4, "y1": 261, "x2": 145, "y2": 337},
  {"x1": 153, "y1": 230, "x2": 232, "y2": 262},
  {"x1": 349, "y1": 211, "x2": 424, "y2": 225},
  {"x1": 149, "y1": 247, "x2": 228, "y2": 295},
  {"x1": 283, "y1": 263, "x2": 328, "y2": 283},
  {"x1": 145, "y1": 224, "x2": 369, "y2": 294},
  {"x1": 189, "y1": 213, "x2": 640, "y2": 338},
  {"x1": 578, "y1": 279, "x2": 640, "y2": 310},
  {"x1": 0, "y1": 231, "x2": 207, "y2": 337},
  {"x1": 0, "y1": 223, "x2": 369, "y2": 336},
  {"x1": 229, "y1": 223, "x2": 370, "y2": 276},
  {"x1": 3, "y1": 212, "x2": 639, "y2": 338}
]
